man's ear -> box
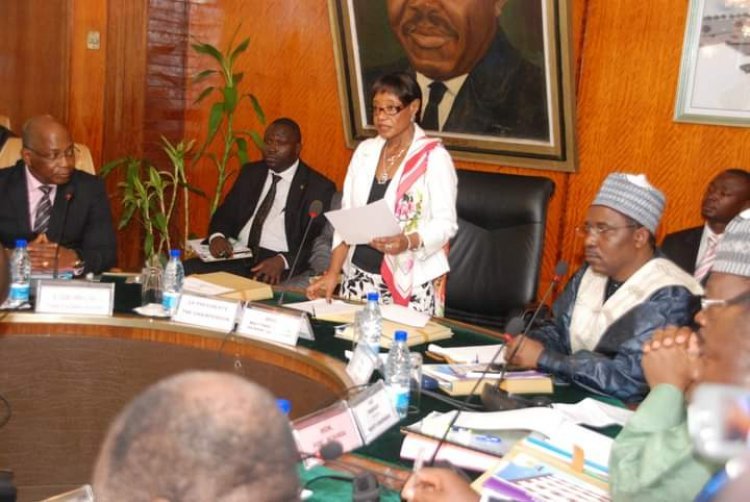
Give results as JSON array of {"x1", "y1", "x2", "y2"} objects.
[
  {"x1": 633, "y1": 227, "x2": 650, "y2": 249},
  {"x1": 21, "y1": 148, "x2": 32, "y2": 167}
]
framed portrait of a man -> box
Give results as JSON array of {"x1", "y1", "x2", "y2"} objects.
[{"x1": 328, "y1": 0, "x2": 577, "y2": 172}]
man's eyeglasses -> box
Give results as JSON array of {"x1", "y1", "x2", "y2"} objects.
[
  {"x1": 575, "y1": 223, "x2": 639, "y2": 237},
  {"x1": 372, "y1": 105, "x2": 405, "y2": 116},
  {"x1": 24, "y1": 144, "x2": 77, "y2": 162},
  {"x1": 698, "y1": 290, "x2": 750, "y2": 311}
]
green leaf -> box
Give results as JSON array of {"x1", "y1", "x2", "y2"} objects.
[
  {"x1": 207, "y1": 102, "x2": 224, "y2": 143},
  {"x1": 247, "y1": 93, "x2": 266, "y2": 124},
  {"x1": 191, "y1": 42, "x2": 224, "y2": 63},
  {"x1": 193, "y1": 85, "x2": 215, "y2": 105},
  {"x1": 118, "y1": 204, "x2": 137, "y2": 229},
  {"x1": 230, "y1": 37, "x2": 250, "y2": 64},
  {"x1": 154, "y1": 213, "x2": 168, "y2": 234},
  {"x1": 223, "y1": 86, "x2": 238, "y2": 113},
  {"x1": 148, "y1": 166, "x2": 163, "y2": 191},
  {"x1": 249, "y1": 130, "x2": 264, "y2": 151},
  {"x1": 193, "y1": 69, "x2": 217, "y2": 84},
  {"x1": 236, "y1": 137, "x2": 249, "y2": 165},
  {"x1": 100, "y1": 157, "x2": 128, "y2": 177},
  {"x1": 177, "y1": 181, "x2": 207, "y2": 198},
  {"x1": 144, "y1": 233, "x2": 154, "y2": 258}
]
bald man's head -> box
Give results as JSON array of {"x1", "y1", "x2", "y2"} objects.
[
  {"x1": 93, "y1": 371, "x2": 300, "y2": 502},
  {"x1": 21, "y1": 115, "x2": 75, "y2": 185}
]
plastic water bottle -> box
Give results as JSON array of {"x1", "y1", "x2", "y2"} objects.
[
  {"x1": 276, "y1": 398, "x2": 292, "y2": 416},
  {"x1": 385, "y1": 330, "x2": 411, "y2": 419},
  {"x1": 7, "y1": 239, "x2": 31, "y2": 308},
  {"x1": 359, "y1": 292, "x2": 382, "y2": 356},
  {"x1": 162, "y1": 249, "x2": 185, "y2": 314}
]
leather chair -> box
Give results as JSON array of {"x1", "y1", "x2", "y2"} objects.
[
  {"x1": 0, "y1": 115, "x2": 10, "y2": 129},
  {"x1": 0, "y1": 137, "x2": 96, "y2": 174},
  {"x1": 445, "y1": 170, "x2": 555, "y2": 330}
]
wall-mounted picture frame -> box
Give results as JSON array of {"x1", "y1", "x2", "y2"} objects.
[
  {"x1": 675, "y1": 0, "x2": 750, "y2": 127},
  {"x1": 328, "y1": 0, "x2": 577, "y2": 172}
]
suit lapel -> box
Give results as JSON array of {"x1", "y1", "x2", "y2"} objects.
[
  {"x1": 285, "y1": 162, "x2": 309, "y2": 245},
  {"x1": 9, "y1": 164, "x2": 32, "y2": 235}
]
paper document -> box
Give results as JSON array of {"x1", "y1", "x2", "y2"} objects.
[
  {"x1": 182, "y1": 276, "x2": 234, "y2": 296},
  {"x1": 427, "y1": 344, "x2": 505, "y2": 364},
  {"x1": 380, "y1": 304, "x2": 430, "y2": 327},
  {"x1": 324, "y1": 199, "x2": 401, "y2": 245},
  {"x1": 285, "y1": 298, "x2": 361, "y2": 318},
  {"x1": 552, "y1": 398, "x2": 633, "y2": 428},
  {"x1": 188, "y1": 238, "x2": 252, "y2": 263}
]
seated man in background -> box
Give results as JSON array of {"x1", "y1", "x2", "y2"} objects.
[
  {"x1": 661, "y1": 168, "x2": 750, "y2": 282},
  {"x1": 507, "y1": 173, "x2": 702, "y2": 403},
  {"x1": 92, "y1": 371, "x2": 300, "y2": 502},
  {"x1": 610, "y1": 210, "x2": 750, "y2": 501},
  {"x1": 0, "y1": 115, "x2": 116, "y2": 274},
  {"x1": 185, "y1": 118, "x2": 335, "y2": 285}
]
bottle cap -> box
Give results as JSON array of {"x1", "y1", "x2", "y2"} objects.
[
  {"x1": 170, "y1": 249, "x2": 181, "y2": 258},
  {"x1": 276, "y1": 398, "x2": 292, "y2": 416},
  {"x1": 366, "y1": 292, "x2": 379, "y2": 302},
  {"x1": 394, "y1": 330, "x2": 407, "y2": 342},
  {"x1": 14, "y1": 239, "x2": 27, "y2": 248}
]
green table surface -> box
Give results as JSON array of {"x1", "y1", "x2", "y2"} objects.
[{"x1": 275, "y1": 291, "x2": 624, "y2": 474}]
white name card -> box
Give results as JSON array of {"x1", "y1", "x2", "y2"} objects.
[
  {"x1": 292, "y1": 400, "x2": 363, "y2": 467},
  {"x1": 171, "y1": 293, "x2": 239, "y2": 332},
  {"x1": 35, "y1": 280, "x2": 114, "y2": 316},
  {"x1": 346, "y1": 344, "x2": 378, "y2": 386},
  {"x1": 349, "y1": 380, "x2": 400, "y2": 445},
  {"x1": 236, "y1": 303, "x2": 315, "y2": 346}
]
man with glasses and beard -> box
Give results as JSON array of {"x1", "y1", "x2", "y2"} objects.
[{"x1": 0, "y1": 115, "x2": 116, "y2": 274}]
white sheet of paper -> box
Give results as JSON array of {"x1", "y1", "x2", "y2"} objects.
[
  {"x1": 381, "y1": 304, "x2": 430, "y2": 328},
  {"x1": 427, "y1": 343, "x2": 505, "y2": 364},
  {"x1": 324, "y1": 199, "x2": 401, "y2": 245},
  {"x1": 552, "y1": 397, "x2": 634, "y2": 428},
  {"x1": 182, "y1": 276, "x2": 234, "y2": 296},
  {"x1": 285, "y1": 298, "x2": 361, "y2": 317}
]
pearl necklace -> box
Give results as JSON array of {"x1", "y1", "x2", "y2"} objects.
[{"x1": 377, "y1": 146, "x2": 407, "y2": 184}]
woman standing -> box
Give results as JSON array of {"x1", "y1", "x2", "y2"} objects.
[{"x1": 307, "y1": 72, "x2": 457, "y2": 315}]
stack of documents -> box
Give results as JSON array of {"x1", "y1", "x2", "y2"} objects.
[
  {"x1": 182, "y1": 272, "x2": 273, "y2": 302},
  {"x1": 423, "y1": 363, "x2": 553, "y2": 395}
]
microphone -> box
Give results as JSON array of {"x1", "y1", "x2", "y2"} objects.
[
  {"x1": 53, "y1": 188, "x2": 75, "y2": 279},
  {"x1": 481, "y1": 260, "x2": 569, "y2": 411},
  {"x1": 278, "y1": 199, "x2": 323, "y2": 305},
  {"x1": 298, "y1": 440, "x2": 344, "y2": 462},
  {"x1": 426, "y1": 316, "x2": 525, "y2": 466}
]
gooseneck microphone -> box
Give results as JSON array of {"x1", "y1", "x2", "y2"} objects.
[
  {"x1": 278, "y1": 199, "x2": 323, "y2": 305},
  {"x1": 298, "y1": 440, "x2": 344, "y2": 462},
  {"x1": 426, "y1": 316, "x2": 525, "y2": 466},
  {"x1": 481, "y1": 260, "x2": 569, "y2": 411},
  {"x1": 53, "y1": 188, "x2": 75, "y2": 279}
]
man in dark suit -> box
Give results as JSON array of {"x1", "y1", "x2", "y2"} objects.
[
  {"x1": 382, "y1": 0, "x2": 548, "y2": 139},
  {"x1": 186, "y1": 118, "x2": 335, "y2": 284},
  {"x1": 662, "y1": 169, "x2": 750, "y2": 281},
  {"x1": 0, "y1": 115, "x2": 116, "y2": 274}
]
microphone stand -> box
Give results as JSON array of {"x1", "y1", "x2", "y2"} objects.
[{"x1": 278, "y1": 200, "x2": 323, "y2": 306}]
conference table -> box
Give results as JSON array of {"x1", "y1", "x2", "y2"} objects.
[{"x1": 0, "y1": 291, "x2": 621, "y2": 501}]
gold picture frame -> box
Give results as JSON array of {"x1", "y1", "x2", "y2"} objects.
[{"x1": 328, "y1": 0, "x2": 578, "y2": 172}]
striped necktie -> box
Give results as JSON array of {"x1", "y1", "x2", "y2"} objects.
[
  {"x1": 33, "y1": 185, "x2": 53, "y2": 235},
  {"x1": 694, "y1": 233, "x2": 719, "y2": 282}
]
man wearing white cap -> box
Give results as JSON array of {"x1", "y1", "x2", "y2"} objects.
[
  {"x1": 610, "y1": 209, "x2": 750, "y2": 501},
  {"x1": 507, "y1": 173, "x2": 703, "y2": 403}
]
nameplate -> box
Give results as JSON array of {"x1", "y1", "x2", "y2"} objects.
[
  {"x1": 236, "y1": 303, "x2": 315, "y2": 345},
  {"x1": 35, "y1": 280, "x2": 114, "y2": 316},
  {"x1": 292, "y1": 400, "x2": 363, "y2": 467},
  {"x1": 349, "y1": 380, "x2": 400, "y2": 445},
  {"x1": 171, "y1": 293, "x2": 239, "y2": 332},
  {"x1": 346, "y1": 344, "x2": 378, "y2": 386}
]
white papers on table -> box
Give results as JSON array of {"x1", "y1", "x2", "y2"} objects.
[
  {"x1": 553, "y1": 398, "x2": 633, "y2": 428},
  {"x1": 182, "y1": 276, "x2": 234, "y2": 296},
  {"x1": 381, "y1": 304, "x2": 430, "y2": 328},
  {"x1": 188, "y1": 238, "x2": 252, "y2": 263},
  {"x1": 284, "y1": 298, "x2": 361, "y2": 318},
  {"x1": 427, "y1": 344, "x2": 505, "y2": 364},
  {"x1": 324, "y1": 199, "x2": 401, "y2": 245}
]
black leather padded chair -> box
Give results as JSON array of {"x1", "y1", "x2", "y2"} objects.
[{"x1": 445, "y1": 170, "x2": 555, "y2": 330}]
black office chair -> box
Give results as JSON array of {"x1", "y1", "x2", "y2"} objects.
[{"x1": 445, "y1": 170, "x2": 555, "y2": 330}]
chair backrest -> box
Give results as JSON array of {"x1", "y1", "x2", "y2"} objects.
[
  {"x1": 0, "y1": 115, "x2": 10, "y2": 129},
  {"x1": 0, "y1": 137, "x2": 96, "y2": 174},
  {"x1": 445, "y1": 170, "x2": 555, "y2": 329}
]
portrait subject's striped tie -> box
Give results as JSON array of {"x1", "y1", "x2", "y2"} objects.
[
  {"x1": 33, "y1": 185, "x2": 53, "y2": 235},
  {"x1": 694, "y1": 233, "x2": 719, "y2": 282}
]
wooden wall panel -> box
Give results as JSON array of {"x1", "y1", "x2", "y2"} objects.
[{"x1": 0, "y1": 0, "x2": 70, "y2": 132}]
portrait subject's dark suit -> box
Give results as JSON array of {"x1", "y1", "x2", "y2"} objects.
[
  {"x1": 0, "y1": 160, "x2": 117, "y2": 274},
  {"x1": 661, "y1": 226, "x2": 703, "y2": 275},
  {"x1": 197, "y1": 160, "x2": 336, "y2": 280},
  {"x1": 364, "y1": 30, "x2": 549, "y2": 140}
]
